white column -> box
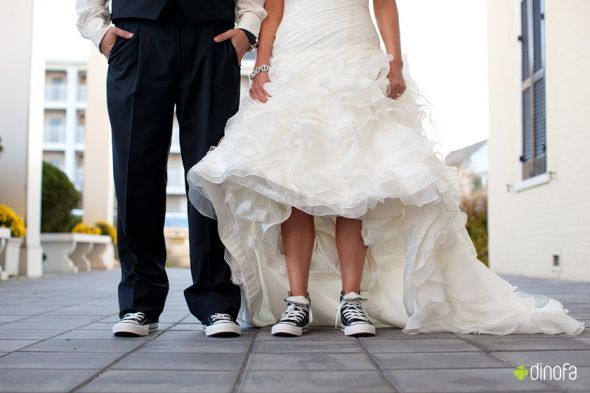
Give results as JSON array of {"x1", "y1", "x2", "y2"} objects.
[
  {"x1": 83, "y1": 50, "x2": 115, "y2": 225},
  {"x1": 0, "y1": 0, "x2": 44, "y2": 277},
  {"x1": 64, "y1": 65, "x2": 79, "y2": 181}
]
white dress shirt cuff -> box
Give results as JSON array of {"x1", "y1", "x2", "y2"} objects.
[
  {"x1": 89, "y1": 24, "x2": 112, "y2": 49},
  {"x1": 236, "y1": 12, "x2": 264, "y2": 37}
]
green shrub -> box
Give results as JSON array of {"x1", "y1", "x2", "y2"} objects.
[
  {"x1": 41, "y1": 162, "x2": 80, "y2": 233},
  {"x1": 462, "y1": 191, "x2": 488, "y2": 266}
]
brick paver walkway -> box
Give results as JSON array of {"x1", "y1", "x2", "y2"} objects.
[{"x1": 0, "y1": 269, "x2": 588, "y2": 392}]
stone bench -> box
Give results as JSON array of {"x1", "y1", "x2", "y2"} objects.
[{"x1": 40, "y1": 233, "x2": 115, "y2": 274}]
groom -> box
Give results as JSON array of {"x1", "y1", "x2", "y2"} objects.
[{"x1": 76, "y1": 0, "x2": 266, "y2": 337}]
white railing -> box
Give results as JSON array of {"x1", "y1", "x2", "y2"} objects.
[
  {"x1": 43, "y1": 126, "x2": 66, "y2": 144},
  {"x1": 76, "y1": 126, "x2": 85, "y2": 144},
  {"x1": 45, "y1": 85, "x2": 67, "y2": 102},
  {"x1": 167, "y1": 168, "x2": 185, "y2": 190},
  {"x1": 74, "y1": 168, "x2": 84, "y2": 190},
  {"x1": 77, "y1": 85, "x2": 87, "y2": 102}
]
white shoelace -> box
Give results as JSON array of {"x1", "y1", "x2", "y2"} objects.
[
  {"x1": 122, "y1": 312, "x2": 147, "y2": 323},
  {"x1": 210, "y1": 313, "x2": 233, "y2": 323},
  {"x1": 335, "y1": 297, "x2": 370, "y2": 328},
  {"x1": 280, "y1": 302, "x2": 311, "y2": 325}
]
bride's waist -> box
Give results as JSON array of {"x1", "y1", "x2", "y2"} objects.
[
  {"x1": 273, "y1": 23, "x2": 380, "y2": 55},
  {"x1": 276, "y1": 0, "x2": 376, "y2": 45}
]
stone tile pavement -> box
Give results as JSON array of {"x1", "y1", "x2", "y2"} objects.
[{"x1": 0, "y1": 269, "x2": 588, "y2": 393}]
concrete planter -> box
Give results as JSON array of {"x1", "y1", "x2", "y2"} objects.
[
  {"x1": 0, "y1": 228, "x2": 23, "y2": 278},
  {"x1": 41, "y1": 233, "x2": 114, "y2": 274},
  {"x1": 1, "y1": 237, "x2": 23, "y2": 277},
  {"x1": 0, "y1": 228, "x2": 10, "y2": 280}
]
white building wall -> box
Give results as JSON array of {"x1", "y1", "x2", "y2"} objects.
[
  {"x1": 487, "y1": 0, "x2": 590, "y2": 281},
  {"x1": 0, "y1": 0, "x2": 45, "y2": 276}
]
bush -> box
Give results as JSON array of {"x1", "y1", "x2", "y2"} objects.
[
  {"x1": 461, "y1": 191, "x2": 488, "y2": 266},
  {"x1": 0, "y1": 204, "x2": 26, "y2": 237},
  {"x1": 42, "y1": 162, "x2": 80, "y2": 233},
  {"x1": 95, "y1": 221, "x2": 117, "y2": 245}
]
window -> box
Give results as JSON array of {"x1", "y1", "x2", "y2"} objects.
[
  {"x1": 76, "y1": 111, "x2": 86, "y2": 144},
  {"x1": 44, "y1": 114, "x2": 66, "y2": 144},
  {"x1": 519, "y1": 0, "x2": 546, "y2": 180},
  {"x1": 45, "y1": 74, "x2": 67, "y2": 102},
  {"x1": 77, "y1": 71, "x2": 87, "y2": 102}
]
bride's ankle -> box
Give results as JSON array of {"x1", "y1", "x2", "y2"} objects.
[{"x1": 288, "y1": 290, "x2": 310, "y2": 298}]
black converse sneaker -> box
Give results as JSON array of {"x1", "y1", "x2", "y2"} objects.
[
  {"x1": 271, "y1": 294, "x2": 313, "y2": 337},
  {"x1": 336, "y1": 292, "x2": 376, "y2": 337},
  {"x1": 112, "y1": 312, "x2": 158, "y2": 337},
  {"x1": 205, "y1": 313, "x2": 241, "y2": 337}
]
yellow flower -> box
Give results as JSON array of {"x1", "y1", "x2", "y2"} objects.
[
  {"x1": 95, "y1": 221, "x2": 117, "y2": 245},
  {"x1": 0, "y1": 204, "x2": 26, "y2": 237},
  {"x1": 71, "y1": 223, "x2": 101, "y2": 235}
]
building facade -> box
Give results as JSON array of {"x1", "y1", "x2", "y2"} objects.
[
  {"x1": 487, "y1": 0, "x2": 590, "y2": 281},
  {"x1": 43, "y1": 63, "x2": 87, "y2": 196}
]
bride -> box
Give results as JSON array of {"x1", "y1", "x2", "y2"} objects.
[{"x1": 187, "y1": 0, "x2": 584, "y2": 337}]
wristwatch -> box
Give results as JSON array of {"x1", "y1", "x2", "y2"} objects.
[{"x1": 239, "y1": 28, "x2": 258, "y2": 52}]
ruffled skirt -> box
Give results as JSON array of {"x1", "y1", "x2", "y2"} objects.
[{"x1": 186, "y1": 0, "x2": 584, "y2": 335}]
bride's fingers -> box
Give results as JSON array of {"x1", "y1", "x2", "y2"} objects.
[
  {"x1": 254, "y1": 86, "x2": 267, "y2": 103},
  {"x1": 261, "y1": 86, "x2": 272, "y2": 99}
]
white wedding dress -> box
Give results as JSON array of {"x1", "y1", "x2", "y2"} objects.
[{"x1": 187, "y1": 0, "x2": 584, "y2": 335}]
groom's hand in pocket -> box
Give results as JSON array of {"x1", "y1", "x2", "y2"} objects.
[
  {"x1": 99, "y1": 27, "x2": 134, "y2": 59},
  {"x1": 214, "y1": 29, "x2": 250, "y2": 63}
]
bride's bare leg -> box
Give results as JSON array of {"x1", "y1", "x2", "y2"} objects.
[
  {"x1": 335, "y1": 217, "x2": 367, "y2": 293},
  {"x1": 281, "y1": 208, "x2": 315, "y2": 296}
]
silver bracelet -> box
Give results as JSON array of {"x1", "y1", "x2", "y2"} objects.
[{"x1": 250, "y1": 64, "x2": 270, "y2": 80}]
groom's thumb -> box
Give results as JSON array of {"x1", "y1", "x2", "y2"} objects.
[
  {"x1": 214, "y1": 29, "x2": 233, "y2": 43},
  {"x1": 112, "y1": 27, "x2": 134, "y2": 39}
]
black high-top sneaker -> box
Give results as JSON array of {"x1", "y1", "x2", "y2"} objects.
[
  {"x1": 112, "y1": 312, "x2": 158, "y2": 337},
  {"x1": 336, "y1": 292, "x2": 376, "y2": 337},
  {"x1": 205, "y1": 313, "x2": 241, "y2": 337},
  {"x1": 271, "y1": 293, "x2": 313, "y2": 337}
]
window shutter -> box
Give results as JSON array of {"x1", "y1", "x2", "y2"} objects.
[
  {"x1": 520, "y1": 0, "x2": 546, "y2": 180},
  {"x1": 521, "y1": 0, "x2": 530, "y2": 81}
]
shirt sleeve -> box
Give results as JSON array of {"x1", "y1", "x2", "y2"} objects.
[
  {"x1": 235, "y1": 0, "x2": 267, "y2": 38},
  {"x1": 76, "y1": 0, "x2": 112, "y2": 48}
]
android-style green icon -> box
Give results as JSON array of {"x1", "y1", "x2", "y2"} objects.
[{"x1": 513, "y1": 365, "x2": 529, "y2": 381}]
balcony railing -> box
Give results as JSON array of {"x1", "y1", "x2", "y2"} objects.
[
  {"x1": 76, "y1": 126, "x2": 85, "y2": 144},
  {"x1": 45, "y1": 85, "x2": 67, "y2": 102},
  {"x1": 74, "y1": 168, "x2": 84, "y2": 190},
  {"x1": 43, "y1": 126, "x2": 66, "y2": 144},
  {"x1": 167, "y1": 168, "x2": 185, "y2": 190},
  {"x1": 78, "y1": 85, "x2": 87, "y2": 102}
]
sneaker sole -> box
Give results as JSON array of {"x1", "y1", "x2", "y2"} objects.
[
  {"x1": 343, "y1": 324, "x2": 376, "y2": 337},
  {"x1": 205, "y1": 322, "x2": 241, "y2": 337},
  {"x1": 271, "y1": 323, "x2": 307, "y2": 337},
  {"x1": 113, "y1": 322, "x2": 158, "y2": 337}
]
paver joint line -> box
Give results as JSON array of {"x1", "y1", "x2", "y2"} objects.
[{"x1": 233, "y1": 329, "x2": 260, "y2": 393}]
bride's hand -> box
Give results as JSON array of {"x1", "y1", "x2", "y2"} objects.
[
  {"x1": 249, "y1": 72, "x2": 272, "y2": 103},
  {"x1": 387, "y1": 59, "x2": 406, "y2": 99}
]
